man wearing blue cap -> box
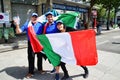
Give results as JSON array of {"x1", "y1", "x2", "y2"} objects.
[
  {"x1": 15, "y1": 13, "x2": 45, "y2": 78},
  {"x1": 43, "y1": 12, "x2": 60, "y2": 34},
  {"x1": 43, "y1": 11, "x2": 60, "y2": 80}
]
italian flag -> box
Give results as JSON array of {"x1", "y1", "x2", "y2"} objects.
[{"x1": 37, "y1": 30, "x2": 98, "y2": 66}]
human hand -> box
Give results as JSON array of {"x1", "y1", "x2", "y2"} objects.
[{"x1": 13, "y1": 16, "x2": 20, "y2": 25}]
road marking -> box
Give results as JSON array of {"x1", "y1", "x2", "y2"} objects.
[
  {"x1": 96, "y1": 36, "x2": 103, "y2": 39},
  {"x1": 113, "y1": 36, "x2": 120, "y2": 39},
  {"x1": 97, "y1": 40, "x2": 109, "y2": 45}
]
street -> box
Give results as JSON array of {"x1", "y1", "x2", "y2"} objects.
[
  {"x1": 96, "y1": 30, "x2": 120, "y2": 53},
  {"x1": 0, "y1": 30, "x2": 120, "y2": 80}
]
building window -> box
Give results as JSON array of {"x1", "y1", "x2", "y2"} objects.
[{"x1": 11, "y1": 0, "x2": 38, "y2": 5}]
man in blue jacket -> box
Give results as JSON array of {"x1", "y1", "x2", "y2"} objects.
[
  {"x1": 43, "y1": 12, "x2": 60, "y2": 80},
  {"x1": 15, "y1": 13, "x2": 45, "y2": 79}
]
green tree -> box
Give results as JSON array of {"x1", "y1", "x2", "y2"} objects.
[
  {"x1": 97, "y1": 0, "x2": 120, "y2": 30},
  {"x1": 96, "y1": 5, "x2": 106, "y2": 20},
  {"x1": 112, "y1": 0, "x2": 120, "y2": 24},
  {"x1": 100, "y1": 0, "x2": 114, "y2": 30},
  {"x1": 82, "y1": 0, "x2": 101, "y2": 29}
]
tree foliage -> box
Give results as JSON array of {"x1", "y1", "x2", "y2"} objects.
[
  {"x1": 96, "y1": 5, "x2": 106, "y2": 20},
  {"x1": 96, "y1": 0, "x2": 120, "y2": 29}
]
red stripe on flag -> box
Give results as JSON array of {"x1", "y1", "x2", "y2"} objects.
[
  {"x1": 28, "y1": 26, "x2": 43, "y2": 53},
  {"x1": 69, "y1": 30, "x2": 98, "y2": 66}
]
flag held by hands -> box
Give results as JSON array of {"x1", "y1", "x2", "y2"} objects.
[{"x1": 37, "y1": 30, "x2": 98, "y2": 66}]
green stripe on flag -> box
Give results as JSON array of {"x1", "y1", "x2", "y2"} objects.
[
  {"x1": 37, "y1": 35, "x2": 61, "y2": 67},
  {"x1": 57, "y1": 12, "x2": 79, "y2": 28}
]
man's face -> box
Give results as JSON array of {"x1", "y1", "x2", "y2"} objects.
[
  {"x1": 31, "y1": 16, "x2": 38, "y2": 23},
  {"x1": 46, "y1": 14, "x2": 54, "y2": 23}
]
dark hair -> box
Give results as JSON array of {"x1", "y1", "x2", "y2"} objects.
[{"x1": 65, "y1": 27, "x2": 77, "y2": 32}]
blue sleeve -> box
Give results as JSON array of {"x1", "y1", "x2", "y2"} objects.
[
  {"x1": 36, "y1": 22, "x2": 44, "y2": 35},
  {"x1": 42, "y1": 22, "x2": 46, "y2": 26},
  {"x1": 20, "y1": 21, "x2": 28, "y2": 32}
]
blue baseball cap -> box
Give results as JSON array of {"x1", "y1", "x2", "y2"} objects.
[
  {"x1": 32, "y1": 13, "x2": 38, "y2": 17},
  {"x1": 45, "y1": 12, "x2": 53, "y2": 17},
  {"x1": 56, "y1": 20, "x2": 63, "y2": 24}
]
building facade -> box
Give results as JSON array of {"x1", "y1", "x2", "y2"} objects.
[{"x1": 0, "y1": 0, "x2": 90, "y2": 27}]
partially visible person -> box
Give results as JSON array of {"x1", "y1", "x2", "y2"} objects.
[
  {"x1": 56, "y1": 20, "x2": 89, "y2": 80},
  {"x1": 96, "y1": 20, "x2": 102, "y2": 35},
  {"x1": 110, "y1": 20, "x2": 114, "y2": 28},
  {"x1": 83, "y1": 20, "x2": 87, "y2": 29},
  {"x1": 15, "y1": 13, "x2": 45, "y2": 79},
  {"x1": 10, "y1": 20, "x2": 16, "y2": 34}
]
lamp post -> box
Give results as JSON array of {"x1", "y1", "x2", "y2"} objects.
[{"x1": 92, "y1": 9, "x2": 97, "y2": 28}]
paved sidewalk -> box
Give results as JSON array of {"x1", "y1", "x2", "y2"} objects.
[
  {"x1": 0, "y1": 34, "x2": 27, "y2": 53},
  {"x1": 0, "y1": 49, "x2": 120, "y2": 80}
]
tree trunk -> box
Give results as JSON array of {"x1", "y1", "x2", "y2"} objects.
[
  {"x1": 45, "y1": 0, "x2": 53, "y2": 12},
  {"x1": 86, "y1": 0, "x2": 95, "y2": 29},
  {"x1": 86, "y1": 7, "x2": 92, "y2": 29},
  {"x1": 114, "y1": 8, "x2": 117, "y2": 24},
  {"x1": 107, "y1": 8, "x2": 110, "y2": 30}
]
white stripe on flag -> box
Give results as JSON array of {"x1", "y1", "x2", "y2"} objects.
[{"x1": 46, "y1": 33, "x2": 77, "y2": 65}]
